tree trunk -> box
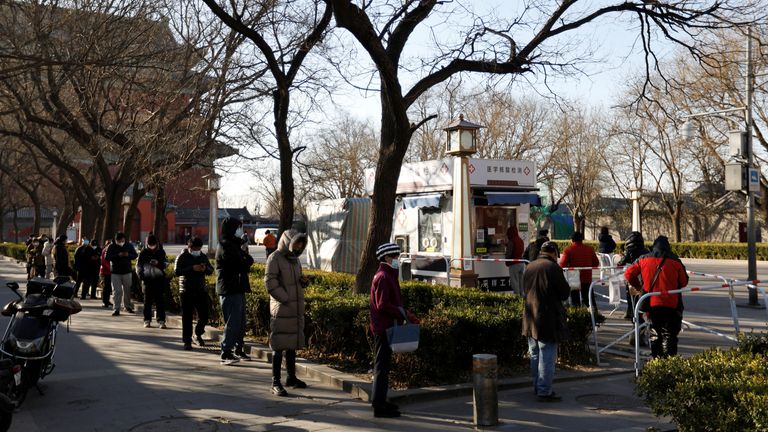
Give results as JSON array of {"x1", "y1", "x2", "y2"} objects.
[
  {"x1": 102, "y1": 184, "x2": 130, "y2": 242},
  {"x1": 274, "y1": 88, "x2": 294, "y2": 235},
  {"x1": 672, "y1": 207, "x2": 683, "y2": 242},
  {"x1": 0, "y1": 205, "x2": 4, "y2": 242},
  {"x1": 123, "y1": 186, "x2": 146, "y2": 241},
  {"x1": 79, "y1": 202, "x2": 99, "y2": 241},
  {"x1": 354, "y1": 100, "x2": 411, "y2": 294},
  {"x1": 153, "y1": 186, "x2": 168, "y2": 243},
  {"x1": 31, "y1": 192, "x2": 41, "y2": 236},
  {"x1": 12, "y1": 206, "x2": 19, "y2": 243}
]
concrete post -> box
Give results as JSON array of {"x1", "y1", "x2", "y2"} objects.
[{"x1": 472, "y1": 353, "x2": 498, "y2": 427}]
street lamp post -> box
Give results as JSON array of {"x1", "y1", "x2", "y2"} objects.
[
  {"x1": 681, "y1": 27, "x2": 761, "y2": 306},
  {"x1": 122, "y1": 193, "x2": 132, "y2": 234},
  {"x1": 630, "y1": 189, "x2": 642, "y2": 233},
  {"x1": 52, "y1": 210, "x2": 58, "y2": 238},
  {"x1": 204, "y1": 173, "x2": 221, "y2": 256}
]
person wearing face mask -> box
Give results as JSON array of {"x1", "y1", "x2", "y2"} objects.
[
  {"x1": 175, "y1": 237, "x2": 214, "y2": 350},
  {"x1": 86, "y1": 239, "x2": 102, "y2": 299},
  {"x1": 42, "y1": 235, "x2": 55, "y2": 279},
  {"x1": 137, "y1": 235, "x2": 168, "y2": 328},
  {"x1": 73, "y1": 238, "x2": 95, "y2": 299},
  {"x1": 216, "y1": 217, "x2": 254, "y2": 365},
  {"x1": 106, "y1": 232, "x2": 138, "y2": 316},
  {"x1": 26, "y1": 237, "x2": 46, "y2": 279},
  {"x1": 369, "y1": 243, "x2": 419, "y2": 418},
  {"x1": 265, "y1": 229, "x2": 309, "y2": 396}
]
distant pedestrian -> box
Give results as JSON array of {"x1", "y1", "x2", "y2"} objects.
[
  {"x1": 559, "y1": 232, "x2": 599, "y2": 307},
  {"x1": 369, "y1": 242, "x2": 419, "y2": 418},
  {"x1": 505, "y1": 224, "x2": 525, "y2": 295},
  {"x1": 73, "y1": 238, "x2": 94, "y2": 298},
  {"x1": 100, "y1": 240, "x2": 113, "y2": 308},
  {"x1": 266, "y1": 229, "x2": 309, "y2": 397},
  {"x1": 523, "y1": 229, "x2": 549, "y2": 262},
  {"x1": 624, "y1": 236, "x2": 688, "y2": 358},
  {"x1": 85, "y1": 239, "x2": 102, "y2": 299},
  {"x1": 175, "y1": 237, "x2": 213, "y2": 351},
  {"x1": 241, "y1": 230, "x2": 250, "y2": 246},
  {"x1": 263, "y1": 230, "x2": 277, "y2": 258},
  {"x1": 42, "y1": 235, "x2": 54, "y2": 278},
  {"x1": 106, "y1": 232, "x2": 137, "y2": 316},
  {"x1": 216, "y1": 217, "x2": 254, "y2": 365},
  {"x1": 522, "y1": 241, "x2": 570, "y2": 402},
  {"x1": 619, "y1": 231, "x2": 650, "y2": 320},
  {"x1": 26, "y1": 237, "x2": 45, "y2": 279},
  {"x1": 24, "y1": 235, "x2": 34, "y2": 277},
  {"x1": 53, "y1": 234, "x2": 72, "y2": 278},
  {"x1": 597, "y1": 226, "x2": 617, "y2": 254},
  {"x1": 137, "y1": 235, "x2": 167, "y2": 328}
]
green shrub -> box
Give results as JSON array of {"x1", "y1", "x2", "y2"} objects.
[
  {"x1": 636, "y1": 348, "x2": 768, "y2": 432},
  {"x1": 737, "y1": 332, "x2": 768, "y2": 355}
]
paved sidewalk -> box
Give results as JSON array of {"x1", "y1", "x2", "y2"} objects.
[{"x1": 0, "y1": 257, "x2": 674, "y2": 431}]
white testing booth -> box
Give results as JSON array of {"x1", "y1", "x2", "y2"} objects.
[{"x1": 363, "y1": 157, "x2": 541, "y2": 291}]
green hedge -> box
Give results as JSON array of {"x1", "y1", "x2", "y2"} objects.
[
  {"x1": 636, "y1": 334, "x2": 768, "y2": 431},
  {"x1": 550, "y1": 240, "x2": 768, "y2": 260}
]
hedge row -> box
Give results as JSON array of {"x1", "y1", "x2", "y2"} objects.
[
  {"x1": 636, "y1": 333, "x2": 768, "y2": 431},
  {"x1": 1, "y1": 242, "x2": 600, "y2": 388},
  {"x1": 550, "y1": 240, "x2": 768, "y2": 260}
]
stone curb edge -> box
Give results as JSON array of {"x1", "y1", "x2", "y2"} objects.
[{"x1": 1, "y1": 255, "x2": 633, "y2": 406}]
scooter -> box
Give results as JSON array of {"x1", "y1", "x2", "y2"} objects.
[{"x1": 0, "y1": 277, "x2": 81, "y2": 410}]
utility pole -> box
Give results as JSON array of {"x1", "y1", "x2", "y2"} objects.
[{"x1": 745, "y1": 27, "x2": 759, "y2": 305}]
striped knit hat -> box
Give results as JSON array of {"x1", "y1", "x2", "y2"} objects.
[{"x1": 376, "y1": 243, "x2": 401, "y2": 261}]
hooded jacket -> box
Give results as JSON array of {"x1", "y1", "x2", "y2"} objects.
[
  {"x1": 598, "y1": 232, "x2": 617, "y2": 254},
  {"x1": 175, "y1": 249, "x2": 214, "y2": 294},
  {"x1": 265, "y1": 229, "x2": 307, "y2": 351},
  {"x1": 53, "y1": 235, "x2": 72, "y2": 276},
  {"x1": 522, "y1": 255, "x2": 571, "y2": 342},
  {"x1": 505, "y1": 225, "x2": 525, "y2": 266},
  {"x1": 618, "y1": 232, "x2": 650, "y2": 266},
  {"x1": 624, "y1": 236, "x2": 688, "y2": 310},
  {"x1": 215, "y1": 217, "x2": 254, "y2": 296}
]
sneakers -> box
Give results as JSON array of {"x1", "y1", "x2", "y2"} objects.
[
  {"x1": 144, "y1": 321, "x2": 151, "y2": 328},
  {"x1": 125, "y1": 307, "x2": 134, "y2": 314},
  {"x1": 271, "y1": 383, "x2": 288, "y2": 397},
  {"x1": 286, "y1": 376, "x2": 307, "y2": 389},
  {"x1": 537, "y1": 392, "x2": 563, "y2": 402},
  {"x1": 195, "y1": 335, "x2": 206, "y2": 347},
  {"x1": 234, "y1": 348, "x2": 251, "y2": 361},
  {"x1": 158, "y1": 321, "x2": 167, "y2": 329},
  {"x1": 183, "y1": 343, "x2": 193, "y2": 351},
  {"x1": 112, "y1": 310, "x2": 120, "y2": 316},
  {"x1": 220, "y1": 351, "x2": 240, "y2": 366}
]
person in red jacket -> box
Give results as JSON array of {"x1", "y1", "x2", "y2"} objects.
[
  {"x1": 369, "y1": 242, "x2": 417, "y2": 418},
  {"x1": 559, "y1": 232, "x2": 599, "y2": 307},
  {"x1": 505, "y1": 225, "x2": 525, "y2": 295},
  {"x1": 624, "y1": 236, "x2": 688, "y2": 358}
]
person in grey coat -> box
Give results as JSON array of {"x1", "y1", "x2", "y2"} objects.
[{"x1": 265, "y1": 229, "x2": 309, "y2": 397}]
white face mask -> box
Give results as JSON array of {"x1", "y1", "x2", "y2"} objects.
[
  {"x1": 190, "y1": 250, "x2": 202, "y2": 257},
  {"x1": 148, "y1": 244, "x2": 157, "y2": 250},
  {"x1": 235, "y1": 227, "x2": 244, "y2": 238},
  {"x1": 116, "y1": 241, "x2": 125, "y2": 247},
  {"x1": 390, "y1": 259, "x2": 401, "y2": 270},
  {"x1": 82, "y1": 240, "x2": 90, "y2": 246}
]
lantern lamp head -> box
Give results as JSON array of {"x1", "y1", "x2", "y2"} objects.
[{"x1": 443, "y1": 114, "x2": 483, "y2": 156}]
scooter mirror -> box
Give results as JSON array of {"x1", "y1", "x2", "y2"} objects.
[{"x1": 5, "y1": 283, "x2": 18, "y2": 291}]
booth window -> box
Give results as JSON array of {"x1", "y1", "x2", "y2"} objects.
[
  {"x1": 418, "y1": 208, "x2": 442, "y2": 253},
  {"x1": 475, "y1": 206, "x2": 517, "y2": 255}
]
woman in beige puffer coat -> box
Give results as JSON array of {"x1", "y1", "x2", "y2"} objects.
[{"x1": 265, "y1": 229, "x2": 308, "y2": 396}]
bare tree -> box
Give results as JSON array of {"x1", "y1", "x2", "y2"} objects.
[{"x1": 327, "y1": 0, "x2": 763, "y2": 293}]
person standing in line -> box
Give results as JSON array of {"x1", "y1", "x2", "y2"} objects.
[
  {"x1": 85, "y1": 240, "x2": 102, "y2": 299},
  {"x1": 175, "y1": 237, "x2": 214, "y2": 351},
  {"x1": 73, "y1": 238, "x2": 94, "y2": 298},
  {"x1": 100, "y1": 240, "x2": 113, "y2": 308},
  {"x1": 216, "y1": 217, "x2": 254, "y2": 365},
  {"x1": 263, "y1": 230, "x2": 278, "y2": 259},
  {"x1": 106, "y1": 232, "x2": 137, "y2": 316},
  {"x1": 597, "y1": 226, "x2": 617, "y2": 254},
  {"x1": 53, "y1": 234, "x2": 72, "y2": 278},
  {"x1": 369, "y1": 243, "x2": 419, "y2": 418},
  {"x1": 26, "y1": 237, "x2": 45, "y2": 279},
  {"x1": 42, "y1": 235, "x2": 54, "y2": 279},
  {"x1": 24, "y1": 234, "x2": 34, "y2": 278},
  {"x1": 523, "y1": 229, "x2": 550, "y2": 262},
  {"x1": 559, "y1": 232, "x2": 599, "y2": 307},
  {"x1": 625, "y1": 236, "x2": 688, "y2": 358},
  {"x1": 266, "y1": 229, "x2": 309, "y2": 397},
  {"x1": 522, "y1": 241, "x2": 570, "y2": 402},
  {"x1": 137, "y1": 235, "x2": 167, "y2": 328},
  {"x1": 505, "y1": 224, "x2": 526, "y2": 295}
]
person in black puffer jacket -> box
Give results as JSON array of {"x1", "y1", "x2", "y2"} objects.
[
  {"x1": 523, "y1": 229, "x2": 550, "y2": 262},
  {"x1": 598, "y1": 227, "x2": 617, "y2": 254},
  {"x1": 216, "y1": 217, "x2": 254, "y2": 365},
  {"x1": 137, "y1": 235, "x2": 168, "y2": 328},
  {"x1": 175, "y1": 237, "x2": 214, "y2": 350},
  {"x1": 53, "y1": 235, "x2": 72, "y2": 278},
  {"x1": 619, "y1": 231, "x2": 650, "y2": 323}
]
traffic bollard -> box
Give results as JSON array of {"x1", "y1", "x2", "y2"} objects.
[{"x1": 472, "y1": 353, "x2": 498, "y2": 427}]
